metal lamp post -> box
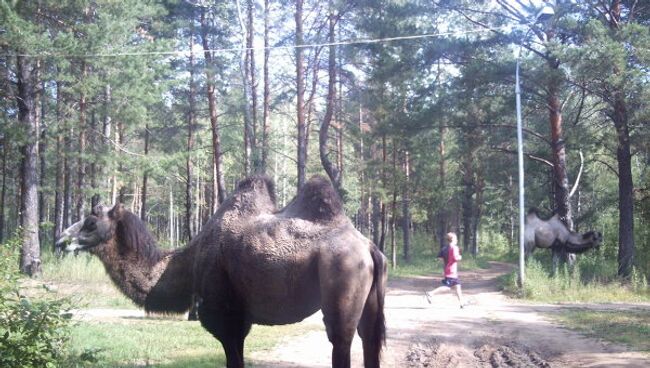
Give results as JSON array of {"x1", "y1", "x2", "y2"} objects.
[
  {"x1": 517, "y1": 2, "x2": 555, "y2": 286},
  {"x1": 516, "y1": 50, "x2": 525, "y2": 286}
]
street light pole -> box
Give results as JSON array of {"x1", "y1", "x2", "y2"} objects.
[
  {"x1": 515, "y1": 1, "x2": 554, "y2": 287},
  {"x1": 516, "y1": 50, "x2": 525, "y2": 286}
]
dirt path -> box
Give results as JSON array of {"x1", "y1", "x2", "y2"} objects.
[{"x1": 251, "y1": 262, "x2": 649, "y2": 368}]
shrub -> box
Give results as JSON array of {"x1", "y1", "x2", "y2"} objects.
[{"x1": 0, "y1": 236, "x2": 74, "y2": 368}]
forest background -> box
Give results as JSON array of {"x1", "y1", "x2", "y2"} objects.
[{"x1": 1, "y1": 0, "x2": 649, "y2": 283}]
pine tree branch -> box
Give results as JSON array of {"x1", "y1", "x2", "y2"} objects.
[{"x1": 492, "y1": 147, "x2": 554, "y2": 167}]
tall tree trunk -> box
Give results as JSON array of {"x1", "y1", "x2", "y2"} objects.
[
  {"x1": 169, "y1": 188, "x2": 175, "y2": 248},
  {"x1": 378, "y1": 135, "x2": 388, "y2": 252},
  {"x1": 140, "y1": 124, "x2": 150, "y2": 221},
  {"x1": 607, "y1": 1, "x2": 635, "y2": 277},
  {"x1": 614, "y1": 94, "x2": 635, "y2": 276},
  {"x1": 89, "y1": 112, "x2": 99, "y2": 208},
  {"x1": 319, "y1": 2, "x2": 342, "y2": 196},
  {"x1": 76, "y1": 62, "x2": 88, "y2": 221},
  {"x1": 295, "y1": 0, "x2": 306, "y2": 189},
  {"x1": 335, "y1": 20, "x2": 344, "y2": 183},
  {"x1": 261, "y1": 0, "x2": 271, "y2": 172},
  {"x1": 357, "y1": 107, "x2": 368, "y2": 233},
  {"x1": 548, "y1": 76, "x2": 575, "y2": 268},
  {"x1": 247, "y1": 0, "x2": 259, "y2": 171},
  {"x1": 0, "y1": 135, "x2": 7, "y2": 243},
  {"x1": 16, "y1": 55, "x2": 41, "y2": 276},
  {"x1": 103, "y1": 84, "x2": 115, "y2": 204},
  {"x1": 53, "y1": 81, "x2": 63, "y2": 252},
  {"x1": 63, "y1": 120, "x2": 72, "y2": 229},
  {"x1": 238, "y1": 0, "x2": 254, "y2": 175},
  {"x1": 37, "y1": 77, "x2": 46, "y2": 227},
  {"x1": 200, "y1": 8, "x2": 226, "y2": 208},
  {"x1": 390, "y1": 143, "x2": 398, "y2": 269},
  {"x1": 472, "y1": 172, "x2": 485, "y2": 256},
  {"x1": 461, "y1": 145, "x2": 474, "y2": 253},
  {"x1": 436, "y1": 122, "x2": 448, "y2": 249},
  {"x1": 0, "y1": 54, "x2": 9, "y2": 243},
  {"x1": 185, "y1": 30, "x2": 196, "y2": 242},
  {"x1": 402, "y1": 149, "x2": 412, "y2": 263}
]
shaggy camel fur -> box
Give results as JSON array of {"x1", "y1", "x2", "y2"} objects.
[
  {"x1": 524, "y1": 208, "x2": 603, "y2": 257},
  {"x1": 57, "y1": 175, "x2": 387, "y2": 368}
]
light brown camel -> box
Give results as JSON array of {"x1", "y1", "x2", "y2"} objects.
[
  {"x1": 524, "y1": 208, "x2": 603, "y2": 258},
  {"x1": 57, "y1": 175, "x2": 387, "y2": 368}
]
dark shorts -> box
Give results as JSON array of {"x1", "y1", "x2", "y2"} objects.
[{"x1": 441, "y1": 277, "x2": 460, "y2": 287}]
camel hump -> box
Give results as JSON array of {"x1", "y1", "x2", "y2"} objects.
[
  {"x1": 236, "y1": 174, "x2": 277, "y2": 205},
  {"x1": 282, "y1": 175, "x2": 344, "y2": 222}
]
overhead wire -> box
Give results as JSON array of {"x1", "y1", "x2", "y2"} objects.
[{"x1": 3, "y1": 27, "x2": 508, "y2": 58}]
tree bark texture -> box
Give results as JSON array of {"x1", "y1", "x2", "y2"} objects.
[
  {"x1": 53, "y1": 85, "x2": 64, "y2": 252},
  {"x1": 436, "y1": 123, "x2": 448, "y2": 249},
  {"x1": 614, "y1": 94, "x2": 635, "y2": 276},
  {"x1": 247, "y1": 0, "x2": 259, "y2": 171},
  {"x1": 76, "y1": 62, "x2": 88, "y2": 222},
  {"x1": 402, "y1": 149, "x2": 412, "y2": 263},
  {"x1": 548, "y1": 62, "x2": 575, "y2": 269},
  {"x1": 378, "y1": 135, "x2": 388, "y2": 252},
  {"x1": 0, "y1": 135, "x2": 7, "y2": 243},
  {"x1": 319, "y1": 3, "x2": 342, "y2": 197},
  {"x1": 295, "y1": 0, "x2": 307, "y2": 189},
  {"x1": 140, "y1": 124, "x2": 149, "y2": 221},
  {"x1": 261, "y1": 0, "x2": 271, "y2": 172},
  {"x1": 199, "y1": 9, "x2": 226, "y2": 209},
  {"x1": 16, "y1": 55, "x2": 41, "y2": 276},
  {"x1": 185, "y1": 31, "x2": 196, "y2": 242},
  {"x1": 37, "y1": 76, "x2": 46, "y2": 226}
]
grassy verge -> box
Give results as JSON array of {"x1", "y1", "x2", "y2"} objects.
[
  {"x1": 62, "y1": 319, "x2": 316, "y2": 367},
  {"x1": 22, "y1": 252, "x2": 136, "y2": 309},
  {"x1": 548, "y1": 309, "x2": 650, "y2": 353},
  {"x1": 501, "y1": 257, "x2": 650, "y2": 303}
]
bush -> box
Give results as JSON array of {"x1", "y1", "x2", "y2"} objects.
[{"x1": 0, "y1": 236, "x2": 74, "y2": 368}]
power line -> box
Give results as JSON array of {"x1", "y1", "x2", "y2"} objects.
[{"x1": 4, "y1": 27, "x2": 507, "y2": 59}]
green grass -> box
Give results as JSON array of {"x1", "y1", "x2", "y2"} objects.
[
  {"x1": 501, "y1": 257, "x2": 650, "y2": 303},
  {"x1": 62, "y1": 319, "x2": 316, "y2": 367},
  {"x1": 22, "y1": 252, "x2": 137, "y2": 309},
  {"x1": 549, "y1": 309, "x2": 650, "y2": 353}
]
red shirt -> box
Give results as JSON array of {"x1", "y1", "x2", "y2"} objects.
[{"x1": 444, "y1": 244, "x2": 461, "y2": 278}]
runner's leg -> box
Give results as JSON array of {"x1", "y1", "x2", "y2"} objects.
[{"x1": 453, "y1": 284, "x2": 464, "y2": 307}]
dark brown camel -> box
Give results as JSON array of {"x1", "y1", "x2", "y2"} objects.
[
  {"x1": 524, "y1": 208, "x2": 603, "y2": 258},
  {"x1": 57, "y1": 175, "x2": 387, "y2": 368}
]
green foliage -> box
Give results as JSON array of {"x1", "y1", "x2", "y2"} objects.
[{"x1": 0, "y1": 237, "x2": 74, "y2": 368}]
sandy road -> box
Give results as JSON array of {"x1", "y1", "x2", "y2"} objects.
[{"x1": 251, "y1": 262, "x2": 650, "y2": 367}]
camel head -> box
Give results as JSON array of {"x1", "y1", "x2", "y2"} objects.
[
  {"x1": 562, "y1": 229, "x2": 604, "y2": 254},
  {"x1": 576, "y1": 230, "x2": 603, "y2": 249},
  {"x1": 56, "y1": 204, "x2": 123, "y2": 253}
]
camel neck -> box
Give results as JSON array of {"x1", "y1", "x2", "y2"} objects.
[{"x1": 93, "y1": 242, "x2": 195, "y2": 313}]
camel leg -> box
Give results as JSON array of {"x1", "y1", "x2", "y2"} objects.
[
  {"x1": 357, "y1": 287, "x2": 381, "y2": 368},
  {"x1": 199, "y1": 305, "x2": 251, "y2": 368},
  {"x1": 321, "y1": 275, "x2": 370, "y2": 368},
  {"x1": 322, "y1": 307, "x2": 356, "y2": 368}
]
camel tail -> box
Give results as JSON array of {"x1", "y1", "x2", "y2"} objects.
[{"x1": 365, "y1": 245, "x2": 387, "y2": 367}]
